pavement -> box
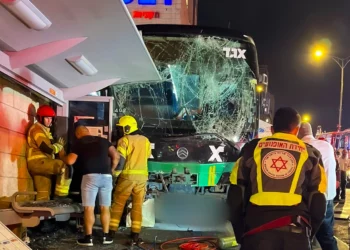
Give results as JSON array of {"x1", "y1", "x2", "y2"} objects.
[
  {"x1": 26, "y1": 191, "x2": 350, "y2": 250},
  {"x1": 333, "y1": 189, "x2": 350, "y2": 249}
]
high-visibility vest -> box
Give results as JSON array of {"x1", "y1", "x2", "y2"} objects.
[
  {"x1": 116, "y1": 134, "x2": 151, "y2": 181},
  {"x1": 230, "y1": 132, "x2": 327, "y2": 206}
]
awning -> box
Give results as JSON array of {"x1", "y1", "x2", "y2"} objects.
[{"x1": 0, "y1": 0, "x2": 161, "y2": 104}]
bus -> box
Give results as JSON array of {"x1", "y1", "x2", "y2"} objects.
[
  {"x1": 108, "y1": 25, "x2": 260, "y2": 194},
  {"x1": 316, "y1": 129, "x2": 350, "y2": 150}
]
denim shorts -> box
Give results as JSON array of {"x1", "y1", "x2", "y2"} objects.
[{"x1": 81, "y1": 174, "x2": 113, "y2": 207}]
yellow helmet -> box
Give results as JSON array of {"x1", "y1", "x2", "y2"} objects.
[{"x1": 117, "y1": 115, "x2": 138, "y2": 135}]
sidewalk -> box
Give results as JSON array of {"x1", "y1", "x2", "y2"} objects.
[{"x1": 333, "y1": 189, "x2": 350, "y2": 249}]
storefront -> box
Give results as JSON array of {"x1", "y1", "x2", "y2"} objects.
[{"x1": 124, "y1": 0, "x2": 197, "y2": 25}]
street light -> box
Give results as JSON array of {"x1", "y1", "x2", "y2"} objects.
[
  {"x1": 256, "y1": 85, "x2": 264, "y2": 122},
  {"x1": 311, "y1": 46, "x2": 350, "y2": 131},
  {"x1": 315, "y1": 50, "x2": 323, "y2": 58},
  {"x1": 302, "y1": 114, "x2": 311, "y2": 123}
]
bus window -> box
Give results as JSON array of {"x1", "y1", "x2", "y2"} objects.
[{"x1": 109, "y1": 25, "x2": 259, "y2": 143}]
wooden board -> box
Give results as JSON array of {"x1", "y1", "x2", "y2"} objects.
[{"x1": 0, "y1": 221, "x2": 31, "y2": 249}]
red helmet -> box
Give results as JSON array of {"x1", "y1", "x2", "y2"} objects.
[{"x1": 37, "y1": 105, "x2": 56, "y2": 117}]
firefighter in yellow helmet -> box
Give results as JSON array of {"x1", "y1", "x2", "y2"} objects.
[
  {"x1": 26, "y1": 105, "x2": 73, "y2": 201},
  {"x1": 227, "y1": 107, "x2": 327, "y2": 250},
  {"x1": 109, "y1": 115, "x2": 151, "y2": 245}
]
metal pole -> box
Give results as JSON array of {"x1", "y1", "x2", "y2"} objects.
[
  {"x1": 258, "y1": 93, "x2": 261, "y2": 122},
  {"x1": 332, "y1": 56, "x2": 350, "y2": 131},
  {"x1": 339, "y1": 65, "x2": 344, "y2": 130}
]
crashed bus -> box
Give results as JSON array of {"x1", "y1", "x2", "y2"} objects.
[{"x1": 106, "y1": 25, "x2": 261, "y2": 195}]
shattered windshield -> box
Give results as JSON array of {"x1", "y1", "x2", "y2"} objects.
[{"x1": 111, "y1": 34, "x2": 257, "y2": 141}]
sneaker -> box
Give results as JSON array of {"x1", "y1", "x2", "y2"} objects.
[
  {"x1": 77, "y1": 235, "x2": 93, "y2": 246},
  {"x1": 102, "y1": 233, "x2": 114, "y2": 245}
]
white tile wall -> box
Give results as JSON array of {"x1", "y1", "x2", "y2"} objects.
[{"x1": 0, "y1": 77, "x2": 46, "y2": 200}]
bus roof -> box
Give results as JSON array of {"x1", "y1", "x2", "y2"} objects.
[{"x1": 137, "y1": 24, "x2": 257, "y2": 46}]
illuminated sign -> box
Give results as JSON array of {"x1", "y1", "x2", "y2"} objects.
[
  {"x1": 133, "y1": 11, "x2": 160, "y2": 19},
  {"x1": 223, "y1": 48, "x2": 246, "y2": 59},
  {"x1": 124, "y1": 0, "x2": 172, "y2": 5}
]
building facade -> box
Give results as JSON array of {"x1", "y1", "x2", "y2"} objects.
[{"x1": 124, "y1": 0, "x2": 197, "y2": 25}]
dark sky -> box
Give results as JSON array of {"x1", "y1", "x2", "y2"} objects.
[{"x1": 198, "y1": 0, "x2": 350, "y2": 132}]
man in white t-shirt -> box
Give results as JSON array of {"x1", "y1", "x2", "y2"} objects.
[{"x1": 298, "y1": 122, "x2": 338, "y2": 250}]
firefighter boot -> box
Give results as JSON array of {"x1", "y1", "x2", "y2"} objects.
[
  {"x1": 54, "y1": 165, "x2": 73, "y2": 200},
  {"x1": 130, "y1": 232, "x2": 143, "y2": 246},
  {"x1": 108, "y1": 230, "x2": 116, "y2": 238}
]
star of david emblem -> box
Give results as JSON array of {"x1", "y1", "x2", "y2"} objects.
[{"x1": 270, "y1": 156, "x2": 288, "y2": 172}]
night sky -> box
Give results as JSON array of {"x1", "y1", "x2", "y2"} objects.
[{"x1": 198, "y1": 0, "x2": 350, "y2": 132}]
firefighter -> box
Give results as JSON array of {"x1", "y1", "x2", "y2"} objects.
[
  {"x1": 109, "y1": 115, "x2": 151, "y2": 245},
  {"x1": 228, "y1": 107, "x2": 327, "y2": 250},
  {"x1": 26, "y1": 105, "x2": 73, "y2": 201}
]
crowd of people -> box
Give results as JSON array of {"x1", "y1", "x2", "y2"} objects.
[{"x1": 26, "y1": 105, "x2": 150, "y2": 247}]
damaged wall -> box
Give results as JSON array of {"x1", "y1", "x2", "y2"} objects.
[{"x1": 0, "y1": 75, "x2": 46, "y2": 202}]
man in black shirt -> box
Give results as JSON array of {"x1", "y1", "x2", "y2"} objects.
[{"x1": 61, "y1": 126, "x2": 119, "y2": 247}]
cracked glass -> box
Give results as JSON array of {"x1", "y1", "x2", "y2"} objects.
[{"x1": 111, "y1": 35, "x2": 257, "y2": 142}]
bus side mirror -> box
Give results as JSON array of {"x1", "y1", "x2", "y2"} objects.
[{"x1": 258, "y1": 73, "x2": 268, "y2": 86}]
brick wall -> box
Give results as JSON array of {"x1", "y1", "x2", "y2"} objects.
[
  {"x1": 0, "y1": 75, "x2": 46, "y2": 201},
  {"x1": 126, "y1": 0, "x2": 189, "y2": 25}
]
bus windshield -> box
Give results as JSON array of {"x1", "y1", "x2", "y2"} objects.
[{"x1": 110, "y1": 26, "x2": 258, "y2": 142}]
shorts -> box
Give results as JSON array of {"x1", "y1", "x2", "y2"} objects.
[{"x1": 81, "y1": 174, "x2": 113, "y2": 207}]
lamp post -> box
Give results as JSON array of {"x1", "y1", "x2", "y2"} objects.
[
  {"x1": 256, "y1": 85, "x2": 264, "y2": 122},
  {"x1": 332, "y1": 56, "x2": 350, "y2": 131},
  {"x1": 314, "y1": 50, "x2": 350, "y2": 131}
]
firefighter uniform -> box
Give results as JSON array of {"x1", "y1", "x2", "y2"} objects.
[
  {"x1": 110, "y1": 116, "x2": 151, "y2": 238},
  {"x1": 26, "y1": 106, "x2": 72, "y2": 201},
  {"x1": 228, "y1": 132, "x2": 327, "y2": 250}
]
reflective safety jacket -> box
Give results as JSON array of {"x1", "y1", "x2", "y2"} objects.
[
  {"x1": 230, "y1": 132, "x2": 327, "y2": 207},
  {"x1": 115, "y1": 134, "x2": 151, "y2": 181},
  {"x1": 27, "y1": 122, "x2": 63, "y2": 161}
]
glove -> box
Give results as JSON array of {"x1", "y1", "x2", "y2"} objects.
[{"x1": 57, "y1": 137, "x2": 66, "y2": 147}]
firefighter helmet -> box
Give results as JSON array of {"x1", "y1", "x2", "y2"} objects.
[
  {"x1": 37, "y1": 105, "x2": 56, "y2": 117},
  {"x1": 36, "y1": 105, "x2": 56, "y2": 124},
  {"x1": 117, "y1": 115, "x2": 138, "y2": 135}
]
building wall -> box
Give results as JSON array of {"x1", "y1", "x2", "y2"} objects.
[
  {"x1": 0, "y1": 75, "x2": 46, "y2": 201},
  {"x1": 126, "y1": 0, "x2": 196, "y2": 25}
]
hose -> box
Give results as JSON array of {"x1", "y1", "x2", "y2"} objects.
[{"x1": 160, "y1": 236, "x2": 219, "y2": 250}]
